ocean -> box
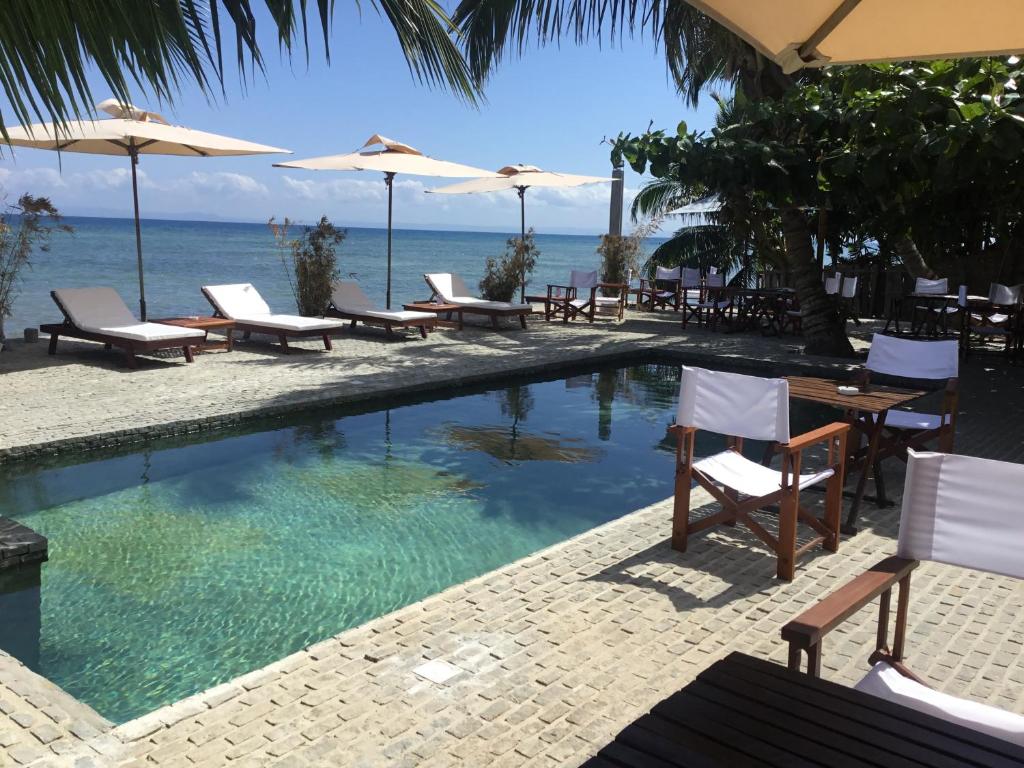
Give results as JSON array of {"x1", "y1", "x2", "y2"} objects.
[{"x1": 5, "y1": 217, "x2": 662, "y2": 336}]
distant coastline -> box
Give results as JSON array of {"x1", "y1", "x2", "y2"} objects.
[{"x1": 52, "y1": 213, "x2": 652, "y2": 239}]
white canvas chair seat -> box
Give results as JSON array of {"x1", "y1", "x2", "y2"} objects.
[
  {"x1": 694, "y1": 450, "x2": 833, "y2": 498},
  {"x1": 232, "y1": 313, "x2": 345, "y2": 332},
  {"x1": 970, "y1": 312, "x2": 1011, "y2": 325},
  {"x1": 855, "y1": 662, "x2": 1024, "y2": 747},
  {"x1": 884, "y1": 410, "x2": 950, "y2": 431}
]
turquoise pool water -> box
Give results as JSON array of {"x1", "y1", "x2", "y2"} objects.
[{"x1": 0, "y1": 362, "x2": 827, "y2": 723}]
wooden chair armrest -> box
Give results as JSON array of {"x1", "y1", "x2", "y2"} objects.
[
  {"x1": 782, "y1": 556, "x2": 918, "y2": 651},
  {"x1": 667, "y1": 424, "x2": 696, "y2": 438},
  {"x1": 782, "y1": 422, "x2": 850, "y2": 452}
]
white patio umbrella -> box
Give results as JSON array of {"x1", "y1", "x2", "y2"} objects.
[
  {"x1": 427, "y1": 165, "x2": 612, "y2": 300},
  {"x1": 1, "y1": 99, "x2": 290, "y2": 319},
  {"x1": 688, "y1": 0, "x2": 1024, "y2": 73},
  {"x1": 275, "y1": 135, "x2": 501, "y2": 308}
]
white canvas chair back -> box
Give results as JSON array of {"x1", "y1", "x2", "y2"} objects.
[
  {"x1": 203, "y1": 283, "x2": 272, "y2": 319},
  {"x1": 898, "y1": 450, "x2": 1024, "y2": 580},
  {"x1": 53, "y1": 287, "x2": 137, "y2": 329},
  {"x1": 570, "y1": 269, "x2": 599, "y2": 291},
  {"x1": 914, "y1": 277, "x2": 948, "y2": 295},
  {"x1": 840, "y1": 275, "x2": 858, "y2": 299},
  {"x1": 866, "y1": 334, "x2": 958, "y2": 381},
  {"x1": 676, "y1": 366, "x2": 790, "y2": 443},
  {"x1": 655, "y1": 265, "x2": 682, "y2": 283},
  {"x1": 824, "y1": 275, "x2": 840, "y2": 295},
  {"x1": 331, "y1": 281, "x2": 373, "y2": 311},
  {"x1": 704, "y1": 273, "x2": 725, "y2": 289},
  {"x1": 989, "y1": 282, "x2": 1022, "y2": 306},
  {"x1": 681, "y1": 267, "x2": 701, "y2": 288}
]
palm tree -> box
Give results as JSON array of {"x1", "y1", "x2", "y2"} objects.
[
  {"x1": 454, "y1": 0, "x2": 854, "y2": 356},
  {"x1": 0, "y1": 0, "x2": 478, "y2": 136}
]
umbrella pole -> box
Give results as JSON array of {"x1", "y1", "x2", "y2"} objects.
[
  {"x1": 518, "y1": 186, "x2": 526, "y2": 304},
  {"x1": 385, "y1": 172, "x2": 395, "y2": 309},
  {"x1": 129, "y1": 143, "x2": 147, "y2": 320}
]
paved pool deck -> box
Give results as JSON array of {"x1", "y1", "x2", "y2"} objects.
[{"x1": 1, "y1": 312, "x2": 1023, "y2": 767}]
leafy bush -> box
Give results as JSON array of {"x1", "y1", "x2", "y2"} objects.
[
  {"x1": 0, "y1": 194, "x2": 70, "y2": 348},
  {"x1": 479, "y1": 229, "x2": 540, "y2": 302},
  {"x1": 596, "y1": 233, "x2": 642, "y2": 297},
  {"x1": 269, "y1": 216, "x2": 346, "y2": 316}
]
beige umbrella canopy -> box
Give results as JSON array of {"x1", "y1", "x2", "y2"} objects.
[
  {"x1": 688, "y1": 0, "x2": 1024, "y2": 73},
  {"x1": 275, "y1": 135, "x2": 501, "y2": 308},
  {"x1": 1, "y1": 99, "x2": 290, "y2": 319},
  {"x1": 428, "y1": 165, "x2": 612, "y2": 301}
]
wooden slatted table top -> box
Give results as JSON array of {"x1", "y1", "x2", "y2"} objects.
[
  {"x1": 150, "y1": 316, "x2": 235, "y2": 331},
  {"x1": 584, "y1": 652, "x2": 1024, "y2": 768},
  {"x1": 786, "y1": 376, "x2": 926, "y2": 413}
]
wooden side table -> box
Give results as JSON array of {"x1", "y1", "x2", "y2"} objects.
[
  {"x1": 402, "y1": 302, "x2": 464, "y2": 330},
  {"x1": 151, "y1": 316, "x2": 236, "y2": 352}
]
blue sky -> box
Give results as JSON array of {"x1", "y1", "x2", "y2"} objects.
[{"x1": 0, "y1": 5, "x2": 719, "y2": 234}]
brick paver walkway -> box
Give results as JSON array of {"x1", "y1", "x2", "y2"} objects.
[{"x1": 1, "y1": 313, "x2": 1022, "y2": 767}]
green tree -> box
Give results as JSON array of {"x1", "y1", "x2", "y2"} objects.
[
  {"x1": 454, "y1": 0, "x2": 852, "y2": 355},
  {"x1": 0, "y1": 0, "x2": 478, "y2": 136}
]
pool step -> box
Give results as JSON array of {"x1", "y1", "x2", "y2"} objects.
[{"x1": 0, "y1": 517, "x2": 47, "y2": 569}]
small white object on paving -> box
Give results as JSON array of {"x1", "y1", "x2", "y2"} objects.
[{"x1": 413, "y1": 659, "x2": 463, "y2": 685}]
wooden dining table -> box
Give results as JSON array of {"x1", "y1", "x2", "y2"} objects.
[
  {"x1": 785, "y1": 376, "x2": 927, "y2": 533},
  {"x1": 583, "y1": 652, "x2": 1024, "y2": 768}
]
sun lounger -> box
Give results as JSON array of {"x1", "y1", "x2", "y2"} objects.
[
  {"x1": 201, "y1": 283, "x2": 345, "y2": 352},
  {"x1": 41, "y1": 287, "x2": 205, "y2": 367},
  {"x1": 424, "y1": 273, "x2": 532, "y2": 329},
  {"x1": 326, "y1": 281, "x2": 436, "y2": 338}
]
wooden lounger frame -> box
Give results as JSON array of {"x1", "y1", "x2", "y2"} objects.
[
  {"x1": 202, "y1": 287, "x2": 343, "y2": 353},
  {"x1": 41, "y1": 290, "x2": 197, "y2": 368},
  {"x1": 325, "y1": 305, "x2": 435, "y2": 339},
  {"x1": 424, "y1": 282, "x2": 532, "y2": 329}
]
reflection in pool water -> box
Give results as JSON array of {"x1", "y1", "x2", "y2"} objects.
[{"x1": 0, "y1": 362, "x2": 827, "y2": 723}]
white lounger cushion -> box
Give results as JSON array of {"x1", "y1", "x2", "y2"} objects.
[
  {"x1": 53, "y1": 287, "x2": 203, "y2": 341},
  {"x1": 425, "y1": 273, "x2": 530, "y2": 311},
  {"x1": 694, "y1": 450, "x2": 833, "y2": 498},
  {"x1": 885, "y1": 410, "x2": 950, "y2": 431},
  {"x1": 204, "y1": 283, "x2": 343, "y2": 331},
  {"x1": 330, "y1": 281, "x2": 434, "y2": 323},
  {"x1": 95, "y1": 323, "x2": 205, "y2": 342},
  {"x1": 233, "y1": 313, "x2": 344, "y2": 332},
  {"x1": 856, "y1": 662, "x2": 1024, "y2": 747}
]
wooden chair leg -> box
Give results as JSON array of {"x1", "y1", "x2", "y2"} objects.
[
  {"x1": 322, "y1": 334, "x2": 333, "y2": 351},
  {"x1": 672, "y1": 435, "x2": 694, "y2": 552},
  {"x1": 419, "y1": 325, "x2": 428, "y2": 339},
  {"x1": 123, "y1": 348, "x2": 138, "y2": 368},
  {"x1": 48, "y1": 333, "x2": 59, "y2": 355},
  {"x1": 520, "y1": 313, "x2": 527, "y2": 329},
  {"x1": 279, "y1": 334, "x2": 290, "y2": 353},
  {"x1": 226, "y1": 329, "x2": 234, "y2": 352},
  {"x1": 777, "y1": 490, "x2": 798, "y2": 581},
  {"x1": 824, "y1": 474, "x2": 842, "y2": 552},
  {"x1": 491, "y1": 314, "x2": 499, "y2": 329},
  {"x1": 183, "y1": 346, "x2": 195, "y2": 363}
]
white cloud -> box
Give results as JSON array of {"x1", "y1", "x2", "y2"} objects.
[{"x1": 167, "y1": 171, "x2": 269, "y2": 196}]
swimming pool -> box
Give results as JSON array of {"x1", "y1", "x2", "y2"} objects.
[{"x1": 0, "y1": 361, "x2": 828, "y2": 723}]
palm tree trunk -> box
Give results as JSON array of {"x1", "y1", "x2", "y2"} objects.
[
  {"x1": 781, "y1": 209, "x2": 855, "y2": 357},
  {"x1": 893, "y1": 233, "x2": 936, "y2": 279}
]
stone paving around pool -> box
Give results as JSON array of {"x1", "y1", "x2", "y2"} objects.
[{"x1": 1, "y1": 311, "x2": 1023, "y2": 767}]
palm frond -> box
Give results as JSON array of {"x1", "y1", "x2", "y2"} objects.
[
  {"x1": 453, "y1": 0, "x2": 752, "y2": 102},
  {"x1": 0, "y1": 0, "x2": 479, "y2": 139}
]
